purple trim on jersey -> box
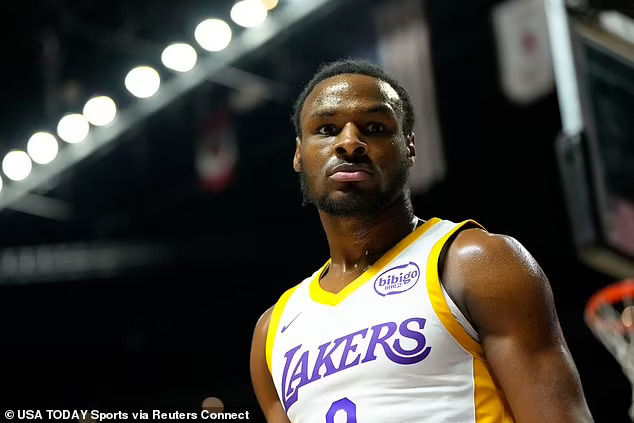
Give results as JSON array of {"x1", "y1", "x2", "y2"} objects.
[{"x1": 281, "y1": 317, "x2": 432, "y2": 411}]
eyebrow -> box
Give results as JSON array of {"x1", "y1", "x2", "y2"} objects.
[{"x1": 308, "y1": 104, "x2": 395, "y2": 120}]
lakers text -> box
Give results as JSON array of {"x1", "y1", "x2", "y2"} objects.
[{"x1": 5, "y1": 410, "x2": 250, "y2": 420}]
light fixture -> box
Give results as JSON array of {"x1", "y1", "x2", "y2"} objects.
[
  {"x1": 57, "y1": 114, "x2": 90, "y2": 144},
  {"x1": 195, "y1": 19, "x2": 233, "y2": 51},
  {"x1": 261, "y1": 0, "x2": 279, "y2": 11},
  {"x1": 161, "y1": 43, "x2": 198, "y2": 72},
  {"x1": 2, "y1": 150, "x2": 33, "y2": 181},
  {"x1": 83, "y1": 96, "x2": 117, "y2": 126},
  {"x1": 125, "y1": 66, "x2": 161, "y2": 98},
  {"x1": 231, "y1": 0, "x2": 268, "y2": 28},
  {"x1": 27, "y1": 132, "x2": 59, "y2": 164}
]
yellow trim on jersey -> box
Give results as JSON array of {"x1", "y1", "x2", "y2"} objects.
[
  {"x1": 426, "y1": 219, "x2": 486, "y2": 360},
  {"x1": 427, "y1": 220, "x2": 515, "y2": 422},
  {"x1": 265, "y1": 285, "x2": 300, "y2": 374},
  {"x1": 309, "y1": 217, "x2": 441, "y2": 306},
  {"x1": 474, "y1": 358, "x2": 515, "y2": 422}
]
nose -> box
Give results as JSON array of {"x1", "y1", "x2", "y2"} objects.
[{"x1": 334, "y1": 123, "x2": 368, "y2": 158}]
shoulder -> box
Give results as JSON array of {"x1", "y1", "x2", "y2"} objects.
[
  {"x1": 254, "y1": 305, "x2": 276, "y2": 338},
  {"x1": 445, "y1": 227, "x2": 542, "y2": 282},
  {"x1": 252, "y1": 283, "x2": 301, "y2": 340},
  {"x1": 442, "y1": 228, "x2": 551, "y2": 324},
  {"x1": 251, "y1": 286, "x2": 300, "y2": 374}
]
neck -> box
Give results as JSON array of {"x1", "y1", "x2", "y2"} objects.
[{"x1": 318, "y1": 193, "x2": 417, "y2": 274}]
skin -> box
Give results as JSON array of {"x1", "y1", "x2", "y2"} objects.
[{"x1": 250, "y1": 73, "x2": 594, "y2": 422}]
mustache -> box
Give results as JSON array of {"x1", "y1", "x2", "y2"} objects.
[
  {"x1": 326, "y1": 155, "x2": 373, "y2": 172},
  {"x1": 331, "y1": 155, "x2": 372, "y2": 165}
]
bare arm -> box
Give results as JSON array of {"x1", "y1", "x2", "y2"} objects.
[
  {"x1": 443, "y1": 229, "x2": 594, "y2": 423},
  {"x1": 250, "y1": 306, "x2": 291, "y2": 423}
]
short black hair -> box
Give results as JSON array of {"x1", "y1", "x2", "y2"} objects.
[{"x1": 291, "y1": 58, "x2": 415, "y2": 139}]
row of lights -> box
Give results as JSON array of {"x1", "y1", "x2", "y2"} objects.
[{"x1": 0, "y1": 0, "x2": 278, "y2": 191}]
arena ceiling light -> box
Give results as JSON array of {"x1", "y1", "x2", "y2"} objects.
[
  {"x1": 83, "y1": 96, "x2": 117, "y2": 126},
  {"x1": 2, "y1": 150, "x2": 33, "y2": 182},
  {"x1": 57, "y1": 114, "x2": 90, "y2": 144},
  {"x1": 27, "y1": 132, "x2": 59, "y2": 165},
  {"x1": 195, "y1": 19, "x2": 233, "y2": 51},
  {"x1": 125, "y1": 66, "x2": 161, "y2": 98},
  {"x1": 0, "y1": 0, "x2": 341, "y2": 216},
  {"x1": 161, "y1": 43, "x2": 198, "y2": 72},
  {"x1": 261, "y1": 0, "x2": 279, "y2": 10},
  {"x1": 231, "y1": 0, "x2": 268, "y2": 28}
]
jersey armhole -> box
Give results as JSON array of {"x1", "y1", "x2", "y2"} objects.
[
  {"x1": 265, "y1": 284, "x2": 300, "y2": 375},
  {"x1": 426, "y1": 220, "x2": 486, "y2": 360},
  {"x1": 441, "y1": 283, "x2": 480, "y2": 342}
]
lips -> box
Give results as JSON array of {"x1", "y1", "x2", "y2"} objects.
[{"x1": 328, "y1": 163, "x2": 372, "y2": 182}]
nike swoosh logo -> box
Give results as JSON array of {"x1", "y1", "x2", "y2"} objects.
[{"x1": 281, "y1": 312, "x2": 302, "y2": 333}]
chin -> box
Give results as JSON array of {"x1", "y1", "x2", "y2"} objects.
[{"x1": 318, "y1": 191, "x2": 388, "y2": 217}]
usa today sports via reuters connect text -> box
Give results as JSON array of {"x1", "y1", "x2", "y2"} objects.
[{"x1": 6, "y1": 409, "x2": 250, "y2": 420}]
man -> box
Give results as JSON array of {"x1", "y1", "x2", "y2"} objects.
[{"x1": 250, "y1": 59, "x2": 594, "y2": 422}]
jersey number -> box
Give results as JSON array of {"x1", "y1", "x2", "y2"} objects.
[{"x1": 326, "y1": 398, "x2": 357, "y2": 423}]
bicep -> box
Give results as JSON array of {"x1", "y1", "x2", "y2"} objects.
[
  {"x1": 483, "y1": 332, "x2": 589, "y2": 423},
  {"x1": 447, "y1": 231, "x2": 593, "y2": 422},
  {"x1": 477, "y1": 274, "x2": 589, "y2": 423},
  {"x1": 250, "y1": 306, "x2": 291, "y2": 423}
]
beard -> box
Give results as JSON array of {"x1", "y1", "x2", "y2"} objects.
[{"x1": 299, "y1": 160, "x2": 409, "y2": 217}]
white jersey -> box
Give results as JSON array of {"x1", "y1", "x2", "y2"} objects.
[{"x1": 266, "y1": 218, "x2": 515, "y2": 423}]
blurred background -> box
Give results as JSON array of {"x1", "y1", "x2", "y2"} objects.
[{"x1": 0, "y1": 0, "x2": 632, "y2": 421}]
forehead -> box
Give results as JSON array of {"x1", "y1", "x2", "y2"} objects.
[{"x1": 302, "y1": 73, "x2": 401, "y2": 119}]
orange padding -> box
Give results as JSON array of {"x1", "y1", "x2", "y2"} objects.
[{"x1": 585, "y1": 279, "x2": 634, "y2": 321}]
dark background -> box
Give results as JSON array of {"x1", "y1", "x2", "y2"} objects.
[{"x1": 0, "y1": 0, "x2": 630, "y2": 421}]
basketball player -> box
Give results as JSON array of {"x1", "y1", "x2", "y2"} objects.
[{"x1": 250, "y1": 59, "x2": 594, "y2": 422}]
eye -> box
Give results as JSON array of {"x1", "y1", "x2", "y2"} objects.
[
  {"x1": 366, "y1": 122, "x2": 386, "y2": 134},
  {"x1": 317, "y1": 124, "x2": 338, "y2": 136}
]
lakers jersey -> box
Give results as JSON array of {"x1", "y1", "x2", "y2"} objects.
[{"x1": 266, "y1": 218, "x2": 515, "y2": 423}]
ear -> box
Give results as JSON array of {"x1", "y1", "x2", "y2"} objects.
[
  {"x1": 293, "y1": 137, "x2": 302, "y2": 173},
  {"x1": 406, "y1": 133, "x2": 416, "y2": 167}
]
